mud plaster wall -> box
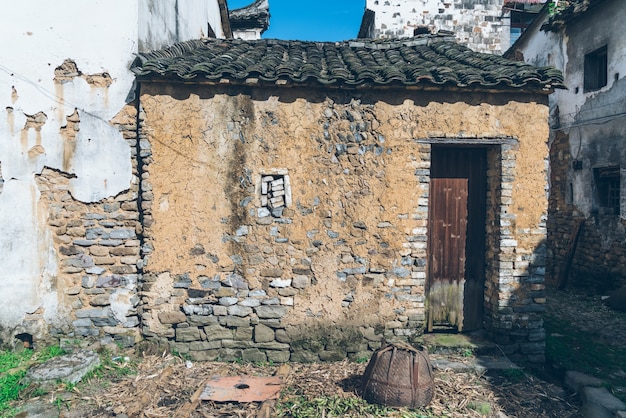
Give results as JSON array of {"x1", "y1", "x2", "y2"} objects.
[{"x1": 138, "y1": 84, "x2": 549, "y2": 362}]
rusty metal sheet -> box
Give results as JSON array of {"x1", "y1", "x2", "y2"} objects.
[{"x1": 199, "y1": 376, "x2": 282, "y2": 402}]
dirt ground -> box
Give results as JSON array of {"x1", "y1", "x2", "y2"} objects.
[
  {"x1": 18, "y1": 288, "x2": 625, "y2": 417},
  {"x1": 545, "y1": 287, "x2": 626, "y2": 351},
  {"x1": 544, "y1": 286, "x2": 626, "y2": 400}
]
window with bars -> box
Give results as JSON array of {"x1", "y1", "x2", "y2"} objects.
[{"x1": 594, "y1": 166, "x2": 620, "y2": 214}]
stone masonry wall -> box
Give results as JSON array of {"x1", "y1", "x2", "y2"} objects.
[
  {"x1": 137, "y1": 84, "x2": 550, "y2": 363},
  {"x1": 31, "y1": 104, "x2": 143, "y2": 347},
  {"x1": 547, "y1": 131, "x2": 626, "y2": 292},
  {"x1": 367, "y1": 0, "x2": 510, "y2": 54},
  {"x1": 484, "y1": 144, "x2": 547, "y2": 363}
]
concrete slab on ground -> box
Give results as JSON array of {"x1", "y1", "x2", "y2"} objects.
[{"x1": 24, "y1": 350, "x2": 100, "y2": 386}]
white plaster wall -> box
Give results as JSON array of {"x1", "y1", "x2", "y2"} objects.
[
  {"x1": 234, "y1": 29, "x2": 264, "y2": 40},
  {"x1": 509, "y1": 11, "x2": 566, "y2": 127},
  {"x1": 139, "y1": 0, "x2": 225, "y2": 51},
  {"x1": 517, "y1": 2, "x2": 626, "y2": 140},
  {"x1": 0, "y1": 0, "x2": 223, "y2": 342}
]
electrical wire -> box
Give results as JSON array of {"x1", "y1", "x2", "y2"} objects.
[{"x1": 0, "y1": 63, "x2": 111, "y2": 124}]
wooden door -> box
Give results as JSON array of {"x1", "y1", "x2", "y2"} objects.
[
  {"x1": 427, "y1": 178, "x2": 468, "y2": 331},
  {"x1": 427, "y1": 147, "x2": 487, "y2": 332}
]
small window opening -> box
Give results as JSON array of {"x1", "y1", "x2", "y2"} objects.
[
  {"x1": 584, "y1": 45, "x2": 608, "y2": 92},
  {"x1": 16, "y1": 333, "x2": 33, "y2": 350},
  {"x1": 594, "y1": 166, "x2": 620, "y2": 214},
  {"x1": 260, "y1": 172, "x2": 291, "y2": 218}
]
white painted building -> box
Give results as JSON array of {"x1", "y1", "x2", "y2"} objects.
[
  {"x1": 229, "y1": 0, "x2": 270, "y2": 40},
  {"x1": 0, "y1": 0, "x2": 228, "y2": 346},
  {"x1": 506, "y1": 0, "x2": 626, "y2": 290},
  {"x1": 361, "y1": 0, "x2": 547, "y2": 54}
]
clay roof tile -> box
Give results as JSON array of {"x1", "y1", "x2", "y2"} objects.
[{"x1": 132, "y1": 36, "x2": 565, "y2": 92}]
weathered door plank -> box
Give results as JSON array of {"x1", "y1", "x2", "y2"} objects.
[{"x1": 427, "y1": 177, "x2": 468, "y2": 331}]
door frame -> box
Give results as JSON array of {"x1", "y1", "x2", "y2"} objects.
[{"x1": 426, "y1": 145, "x2": 488, "y2": 332}]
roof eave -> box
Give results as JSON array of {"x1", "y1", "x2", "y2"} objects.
[{"x1": 134, "y1": 75, "x2": 559, "y2": 95}]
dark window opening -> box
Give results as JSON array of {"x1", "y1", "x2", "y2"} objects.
[
  {"x1": 594, "y1": 166, "x2": 620, "y2": 214},
  {"x1": 16, "y1": 333, "x2": 33, "y2": 349},
  {"x1": 584, "y1": 45, "x2": 608, "y2": 92},
  {"x1": 506, "y1": 1, "x2": 544, "y2": 46}
]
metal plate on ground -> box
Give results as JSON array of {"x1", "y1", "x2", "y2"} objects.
[{"x1": 199, "y1": 376, "x2": 282, "y2": 402}]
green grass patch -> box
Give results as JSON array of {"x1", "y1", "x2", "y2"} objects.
[
  {"x1": 0, "y1": 344, "x2": 87, "y2": 415},
  {"x1": 36, "y1": 345, "x2": 66, "y2": 362},
  {"x1": 0, "y1": 349, "x2": 35, "y2": 415},
  {"x1": 82, "y1": 349, "x2": 137, "y2": 382},
  {"x1": 468, "y1": 400, "x2": 491, "y2": 415},
  {"x1": 0, "y1": 369, "x2": 29, "y2": 415},
  {"x1": 500, "y1": 368, "x2": 525, "y2": 383},
  {"x1": 0, "y1": 350, "x2": 33, "y2": 374},
  {"x1": 0, "y1": 343, "x2": 69, "y2": 412},
  {"x1": 545, "y1": 314, "x2": 626, "y2": 401},
  {"x1": 276, "y1": 395, "x2": 432, "y2": 418}
]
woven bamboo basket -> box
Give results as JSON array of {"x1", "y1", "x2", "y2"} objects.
[{"x1": 361, "y1": 342, "x2": 434, "y2": 408}]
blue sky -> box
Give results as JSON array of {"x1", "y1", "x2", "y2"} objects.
[{"x1": 228, "y1": 0, "x2": 366, "y2": 41}]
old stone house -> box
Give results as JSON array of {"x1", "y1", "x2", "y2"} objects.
[
  {"x1": 505, "y1": 0, "x2": 626, "y2": 291},
  {"x1": 1, "y1": 0, "x2": 564, "y2": 365},
  {"x1": 130, "y1": 34, "x2": 563, "y2": 363}
]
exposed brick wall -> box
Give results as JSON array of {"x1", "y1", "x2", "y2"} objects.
[
  {"x1": 484, "y1": 144, "x2": 547, "y2": 363},
  {"x1": 32, "y1": 104, "x2": 143, "y2": 347},
  {"x1": 547, "y1": 131, "x2": 626, "y2": 292}
]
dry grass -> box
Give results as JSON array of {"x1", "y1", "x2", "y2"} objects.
[
  {"x1": 16, "y1": 351, "x2": 581, "y2": 418},
  {"x1": 12, "y1": 288, "x2": 614, "y2": 417}
]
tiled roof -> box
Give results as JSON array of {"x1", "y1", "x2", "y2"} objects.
[
  {"x1": 132, "y1": 35, "x2": 564, "y2": 92},
  {"x1": 543, "y1": 0, "x2": 607, "y2": 31}
]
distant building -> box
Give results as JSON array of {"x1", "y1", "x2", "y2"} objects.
[
  {"x1": 229, "y1": 0, "x2": 270, "y2": 40},
  {"x1": 359, "y1": 0, "x2": 548, "y2": 54}
]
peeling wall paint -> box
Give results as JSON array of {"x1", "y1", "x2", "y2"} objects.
[{"x1": 0, "y1": 0, "x2": 224, "y2": 346}]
